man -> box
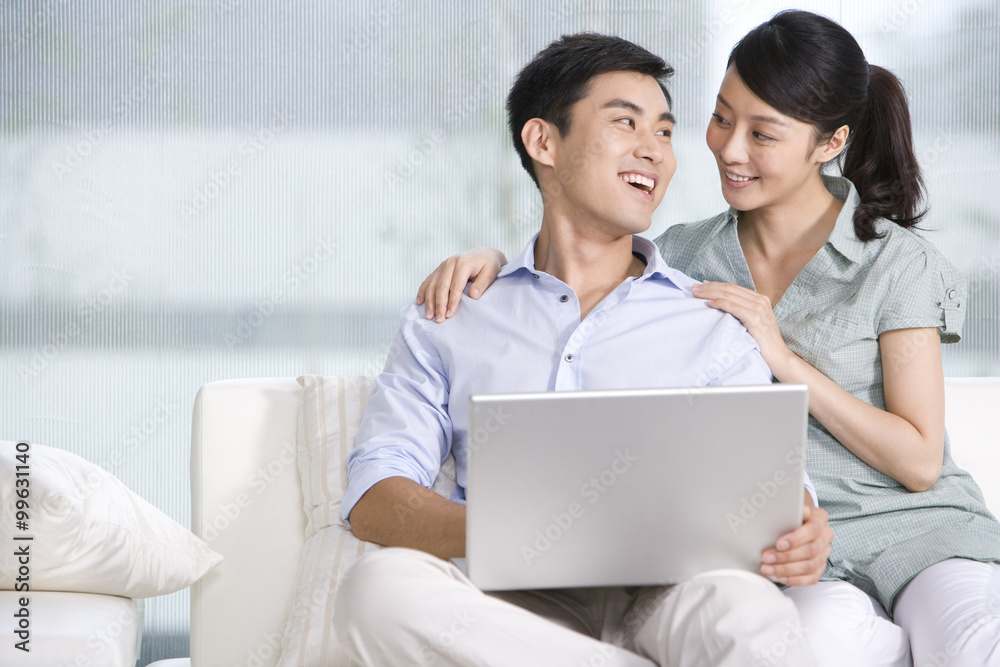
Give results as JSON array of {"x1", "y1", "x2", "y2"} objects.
[{"x1": 335, "y1": 34, "x2": 831, "y2": 666}]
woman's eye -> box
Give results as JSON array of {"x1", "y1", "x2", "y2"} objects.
[
  {"x1": 753, "y1": 131, "x2": 774, "y2": 142},
  {"x1": 711, "y1": 112, "x2": 728, "y2": 125}
]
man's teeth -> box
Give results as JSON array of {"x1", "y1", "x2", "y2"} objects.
[
  {"x1": 726, "y1": 172, "x2": 755, "y2": 182},
  {"x1": 620, "y1": 173, "x2": 654, "y2": 192}
]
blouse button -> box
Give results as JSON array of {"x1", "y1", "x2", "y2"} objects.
[
  {"x1": 559, "y1": 295, "x2": 569, "y2": 303},
  {"x1": 565, "y1": 353, "x2": 574, "y2": 362},
  {"x1": 947, "y1": 289, "x2": 957, "y2": 299}
]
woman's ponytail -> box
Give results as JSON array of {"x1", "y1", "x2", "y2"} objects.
[{"x1": 842, "y1": 65, "x2": 927, "y2": 240}]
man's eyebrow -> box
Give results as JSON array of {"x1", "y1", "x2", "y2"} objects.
[
  {"x1": 716, "y1": 94, "x2": 789, "y2": 127},
  {"x1": 603, "y1": 99, "x2": 676, "y2": 125}
]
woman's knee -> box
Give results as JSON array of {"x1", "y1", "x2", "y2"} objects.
[
  {"x1": 895, "y1": 559, "x2": 1000, "y2": 667},
  {"x1": 785, "y1": 580, "x2": 891, "y2": 627},
  {"x1": 784, "y1": 581, "x2": 910, "y2": 667}
]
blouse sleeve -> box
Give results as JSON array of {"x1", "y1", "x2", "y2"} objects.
[{"x1": 877, "y1": 246, "x2": 966, "y2": 344}]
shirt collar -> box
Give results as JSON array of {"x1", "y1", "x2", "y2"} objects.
[
  {"x1": 499, "y1": 233, "x2": 686, "y2": 289},
  {"x1": 719, "y1": 174, "x2": 866, "y2": 264},
  {"x1": 821, "y1": 175, "x2": 866, "y2": 264}
]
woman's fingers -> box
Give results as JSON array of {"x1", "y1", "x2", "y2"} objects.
[
  {"x1": 467, "y1": 252, "x2": 504, "y2": 301},
  {"x1": 446, "y1": 258, "x2": 476, "y2": 318},
  {"x1": 692, "y1": 281, "x2": 783, "y2": 358},
  {"x1": 417, "y1": 261, "x2": 450, "y2": 318},
  {"x1": 431, "y1": 258, "x2": 459, "y2": 322},
  {"x1": 417, "y1": 248, "x2": 507, "y2": 321},
  {"x1": 693, "y1": 282, "x2": 771, "y2": 319}
]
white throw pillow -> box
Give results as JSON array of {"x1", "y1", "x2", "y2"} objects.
[
  {"x1": 278, "y1": 375, "x2": 455, "y2": 667},
  {"x1": 0, "y1": 441, "x2": 222, "y2": 598}
]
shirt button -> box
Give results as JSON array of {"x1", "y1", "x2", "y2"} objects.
[
  {"x1": 559, "y1": 295, "x2": 569, "y2": 303},
  {"x1": 565, "y1": 353, "x2": 574, "y2": 362},
  {"x1": 947, "y1": 289, "x2": 957, "y2": 299},
  {"x1": 532, "y1": 274, "x2": 540, "y2": 279}
]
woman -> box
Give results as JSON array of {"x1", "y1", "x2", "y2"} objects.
[{"x1": 415, "y1": 11, "x2": 1000, "y2": 667}]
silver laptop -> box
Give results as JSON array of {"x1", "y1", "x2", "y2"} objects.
[{"x1": 465, "y1": 384, "x2": 808, "y2": 591}]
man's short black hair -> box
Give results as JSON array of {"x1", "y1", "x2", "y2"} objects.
[{"x1": 506, "y1": 33, "x2": 674, "y2": 188}]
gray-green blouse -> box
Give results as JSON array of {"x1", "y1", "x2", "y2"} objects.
[{"x1": 656, "y1": 175, "x2": 1000, "y2": 612}]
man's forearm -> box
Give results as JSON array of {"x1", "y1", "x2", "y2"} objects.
[{"x1": 348, "y1": 476, "x2": 466, "y2": 559}]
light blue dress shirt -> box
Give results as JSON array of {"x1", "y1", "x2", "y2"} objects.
[{"x1": 342, "y1": 234, "x2": 814, "y2": 522}]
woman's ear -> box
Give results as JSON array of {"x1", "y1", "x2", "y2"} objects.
[
  {"x1": 521, "y1": 118, "x2": 557, "y2": 169},
  {"x1": 816, "y1": 124, "x2": 850, "y2": 164}
]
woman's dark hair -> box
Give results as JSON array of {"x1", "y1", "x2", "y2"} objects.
[
  {"x1": 729, "y1": 10, "x2": 925, "y2": 240},
  {"x1": 507, "y1": 33, "x2": 674, "y2": 189}
]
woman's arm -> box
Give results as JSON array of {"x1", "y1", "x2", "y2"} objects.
[
  {"x1": 416, "y1": 247, "x2": 507, "y2": 322},
  {"x1": 693, "y1": 281, "x2": 945, "y2": 492}
]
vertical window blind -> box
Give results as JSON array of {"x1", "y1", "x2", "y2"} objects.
[{"x1": 2, "y1": 1, "x2": 997, "y2": 662}]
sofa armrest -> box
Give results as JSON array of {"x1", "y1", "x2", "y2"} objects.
[{"x1": 190, "y1": 378, "x2": 305, "y2": 667}]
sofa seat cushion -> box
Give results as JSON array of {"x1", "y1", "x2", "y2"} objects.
[{"x1": 0, "y1": 590, "x2": 141, "y2": 666}]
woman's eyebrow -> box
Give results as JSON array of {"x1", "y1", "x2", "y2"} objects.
[{"x1": 716, "y1": 94, "x2": 789, "y2": 127}]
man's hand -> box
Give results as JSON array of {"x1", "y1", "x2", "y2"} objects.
[{"x1": 759, "y1": 492, "x2": 833, "y2": 586}]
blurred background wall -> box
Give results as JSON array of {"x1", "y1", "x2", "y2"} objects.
[{"x1": 2, "y1": 0, "x2": 998, "y2": 662}]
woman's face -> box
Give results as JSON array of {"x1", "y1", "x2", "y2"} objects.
[{"x1": 705, "y1": 66, "x2": 832, "y2": 215}]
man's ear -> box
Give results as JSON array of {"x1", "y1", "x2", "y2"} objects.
[
  {"x1": 816, "y1": 124, "x2": 849, "y2": 164},
  {"x1": 521, "y1": 118, "x2": 558, "y2": 169}
]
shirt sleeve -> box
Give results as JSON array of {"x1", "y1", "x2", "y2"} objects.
[
  {"x1": 802, "y1": 471, "x2": 818, "y2": 508},
  {"x1": 877, "y1": 245, "x2": 966, "y2": 343},
  {"x1": 340, "y1": 306, "x2": 453, "y2": 524},
  {"x1": 703, "y1": 315, "x2": 773, "y2": 388}
]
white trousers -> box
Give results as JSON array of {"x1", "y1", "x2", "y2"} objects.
[
  {"x1": 333, "y1": 548, "x2": 814, "y2": 667},
  {"x1": 894, "y1": 559, "x2": 1000, "y2": 667},
  {"x1": 784, "y1": 559, "x2": 1000, "y2": 667},
  {"x1": 785, "y1": 581, "x2": 911, "y2": 667}
]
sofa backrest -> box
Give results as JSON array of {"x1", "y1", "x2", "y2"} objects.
[{"x1": 942, "y1": 378, "x2": 1000, "y2": 512}]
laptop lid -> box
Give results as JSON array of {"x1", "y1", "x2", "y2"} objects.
[{"x1": 465, "y1": 384, "x2": 807, "y2": 591}]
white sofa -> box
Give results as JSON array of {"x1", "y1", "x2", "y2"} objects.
[
  {"x1": 0, "y1": 591, "x2": 142, "y2": 666},
  {"x1": 168, "y1": 377, "x2": 1000, "y2": 667}
]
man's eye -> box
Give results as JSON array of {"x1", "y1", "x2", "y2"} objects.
[{"x1": 617, "y1": 118, "x2": 635, "y2": 127}]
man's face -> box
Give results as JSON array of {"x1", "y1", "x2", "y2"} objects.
[{"x1": 544, "y1": 70, "x2": 676, "y2": 238}]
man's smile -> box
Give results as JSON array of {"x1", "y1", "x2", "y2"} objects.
[{"x1": 619, "y1": 170, "x2": 657, "y2": 196}]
